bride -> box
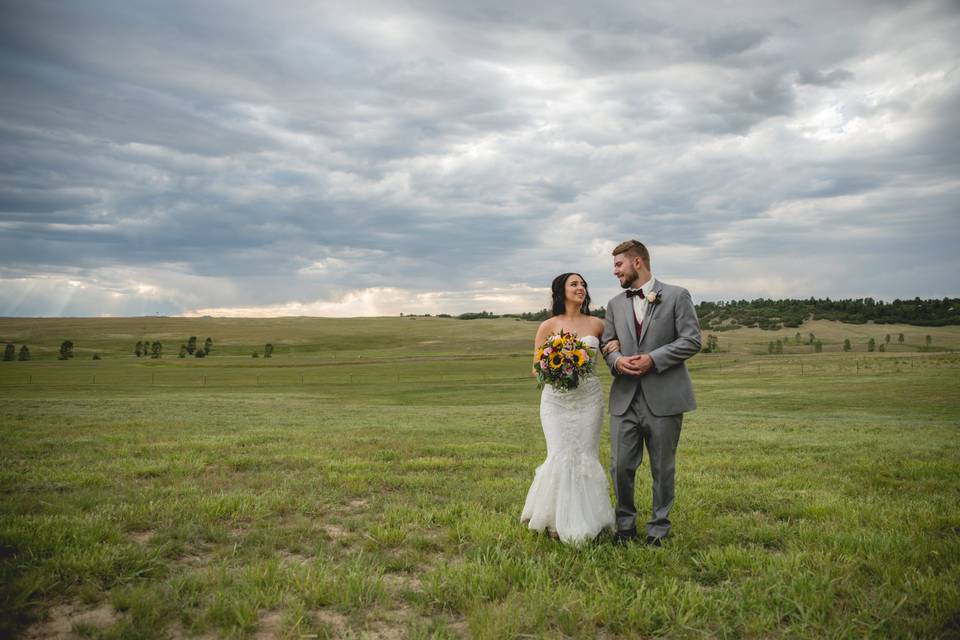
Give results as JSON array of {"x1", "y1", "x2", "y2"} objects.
[{"x1": 521, "y1": 272, "x2": 615, "y2": 544}]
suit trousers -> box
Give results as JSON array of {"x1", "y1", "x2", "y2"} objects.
[{"x1": 610, "y1": 383, "x2": 683, "y2": 537}]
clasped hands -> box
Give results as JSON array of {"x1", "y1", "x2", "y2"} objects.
[{"x1": 602, "y1": 339, "x2": 654, "y2": 377}]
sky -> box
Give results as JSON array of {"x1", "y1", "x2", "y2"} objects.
[{"x1": 1, "y1": 0, "x2": 958, "y2": 317}]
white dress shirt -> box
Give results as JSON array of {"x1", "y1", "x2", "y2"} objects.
[{"x1": 630, "y1": 275, "x2": 656, "y2": 330}]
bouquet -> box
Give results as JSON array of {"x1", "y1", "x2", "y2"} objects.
[{"x1": 533, "y1": 330, "x2": 596, "y2": 391}]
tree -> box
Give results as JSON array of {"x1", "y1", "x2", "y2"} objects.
[
  {"x1": 774, "y1": 339, "x2": 783, "y2": 354},
  {"x1": 135, "y1": 341, "x2": 143, "y2": 357},
  {"x1": 898, "y1": 333, "x2": 905, "y2": 344},
  {"x1": 178, "y1": 344, "x2": 187, "y2": 358},
  {"x1": 204, "y1": 337, "x2": 213, "y2": 354},
  {"x1": 925, "y1": 335, "x2": 932, "y2": 347},
  {"x1": 814, "y1": 340, "x2": 823, "y2": 353},
  {"x1": 768, "y1": 341, "x2": 775, "y2": 354},
  {"x1": 264, "y1": 343, "x2": 274, "y2": 358},
  {"x1": 843, "y1": 339, "x2": 852, "y2": 352},
  {"x1": 3, "y1": 343, "x2": 14, "y2": 361},
  {"x1": 59, "y1": 340, "x2": 74, "y2": 360},
  {"x1": 18, "y1": 345, "x2": 30, "y2": 361},
  {"x1": 187, "y1": 336, "x2": 197, "y2": 355},
  {"x1": 867, "y1": 338, "x2": 876, "y2": 352},
  {"x1": 808, "y1": 332, "x2": 815, "y2": 345},
  {"x1": 150, "y1": 341, "x2": 162, "y2": 359},
  {"x1": 878, "y1": 343, "x2": 886, "y2": 352},
  {"x1": 795, "y1": 332, "x2": 801, "y2": 344},
  {"x1": 885, "y1": 334, "x2": 891, "y2": 344}
]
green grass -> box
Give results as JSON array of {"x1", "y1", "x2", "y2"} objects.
[{"x1": 1, "y1": 316, "x2": 959, "y2": 638}]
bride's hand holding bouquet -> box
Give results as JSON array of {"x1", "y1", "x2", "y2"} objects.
[{"x1": 533, "y1": 330, "x2": 595, "y2": 391}]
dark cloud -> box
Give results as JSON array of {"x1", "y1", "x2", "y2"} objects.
[{"x1": 1, "y1": 0, "x2": 957, "y2": 316}]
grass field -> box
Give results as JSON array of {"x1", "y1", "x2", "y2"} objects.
[{"x1": 1, "y1": 316, "x2": 959, "y2": 639}]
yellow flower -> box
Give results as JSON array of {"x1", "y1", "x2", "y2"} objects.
[
  {"x1": 575, "y1": 350, "x2": 587, "y2": 366},
  {"x1": 534, "y1": 348, "x2": 544, "y2": 361},
  {"x1": 551, "y1": 336, "x2": 564, "y2": 348},
  {"x1": 549, "y1": 353, "x2": 564, "y2": 369}
]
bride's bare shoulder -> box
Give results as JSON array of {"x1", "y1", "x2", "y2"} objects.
[
  {"x1": 537, "y1": 317, "x2": 556, "y2": 331},
  {"x1": 589, "y1": 316, "x2": 604, "y2": 335}
]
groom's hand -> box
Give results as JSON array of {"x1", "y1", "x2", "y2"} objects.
[
  {"x1": 616, "y1": 355, "x2": 643, "y2": 376},
  {"x1": 635, "y1": 353, "x2": 655, "y2": 375},
  {"x1": 616, "y1": 354, "x2": 654, "y2": 377}
]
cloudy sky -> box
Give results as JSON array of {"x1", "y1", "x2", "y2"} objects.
[{"x1": 1, "y1": 0, "x2": 958, "y2": 317}]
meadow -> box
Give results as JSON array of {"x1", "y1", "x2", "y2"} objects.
[{"x1": 1, "y1": 316, "x2": 958, "y2": 639}]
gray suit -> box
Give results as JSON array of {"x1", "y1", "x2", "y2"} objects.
[{"x1": 602, "y1": 280, "x2": 700, "y2": 537}]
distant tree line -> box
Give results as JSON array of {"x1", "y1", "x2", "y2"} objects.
[
  {"x1": 3, "y1": 343, "x2": 30, "y2": 361},
  {"x1": 697, "y1": 297, "x2": 959, "y2": 331},
  {"x1": 135, "y1": 336, "x2": 214, "y2": 359}
]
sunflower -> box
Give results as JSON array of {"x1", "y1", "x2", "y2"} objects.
[
  {"x1": 574, "y1": 349, "x2": 587, "y2": 366},
  {"x1": 534, "y1": 348, "x2": 545, "y2": 361},
  {"x1": 551, "y1": 336, "x2": 564, "y2": 348},
  {"x1": 549, "y1": 352, "x2": 565, "y2": 369}
]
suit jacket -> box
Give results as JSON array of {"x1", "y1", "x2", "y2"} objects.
[{"x1": 602, "y1": 280, "x2": 701, "y2": 417}]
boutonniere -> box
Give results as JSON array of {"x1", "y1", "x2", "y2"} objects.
[{"x1": 646, "y1": 290, "x2": 662, "y2": 305}]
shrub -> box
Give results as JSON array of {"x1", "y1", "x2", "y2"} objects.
[
  {"x1": 3, "y1": 343, "x2": 14, "y2": 361},
  {"x1": 59, "y1": 340, "x2": 74, "y2": 360},
  {"x1": 264, "y1": 343, "x2": 274, "y2": 358},
  {"x1": 195, "y1": 349, "x2": 206, "y2": 358},
  {"x1": 18, "y1": 345, "x2": 29, "y2": 361},
  {"x1": 92, "y1": 353, "x2": 101, "y2": 360}
]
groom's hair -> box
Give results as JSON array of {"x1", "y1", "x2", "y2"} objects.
[{"x1": 612, "y1": 239, "x2": 650, "y2": 268}]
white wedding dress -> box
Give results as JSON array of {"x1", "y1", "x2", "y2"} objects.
[{"x1": 521, "y1": 336, "x2": 615, "y2": 545}]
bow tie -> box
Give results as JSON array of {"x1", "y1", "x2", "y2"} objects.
[{"x1": 626, "y1": 289, "x2": 644, "y2": 298}]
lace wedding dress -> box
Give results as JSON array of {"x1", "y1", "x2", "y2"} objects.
[{"x1": 521, "y1": 336, "x2": 615, "y2": 545}]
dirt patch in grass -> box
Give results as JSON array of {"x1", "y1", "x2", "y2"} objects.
[
  {"x1": 348, "y1": 498, "x2": 369, "y2": 510},
  {"x1": 253, "y1": 610, "x2": 283, "y2": 639},
  {"x1": 313, "y1": 608, "x2": 350, "y2": 636},
  {"x1": 23, "y1": 602, "x2": 118, "y2": 639},
  {"x1": 128, "y1": 530, "x2": 155, "y2": 545},
  {"x1": 278, "y1": 550, "x2": 314, "y2": 566},
  {"x1": 383, "y1": 572, "x2": 423, "y2": 592},
  {"x1": 321, "y1": 523, "x2": 350, "y2": 541},
  {"x1": 167, "y1": 622, "x2": 218, "y2": 640},
  {"x1": 176, "y1": 548, "x2": 215, "y2": 567}
]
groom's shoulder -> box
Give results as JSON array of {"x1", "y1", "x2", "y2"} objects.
[
  {"x1": 606, "y1": 290, "x2": 627, "y2": 306},
  {"x1": 656, "y1": 280, "x2": 695, "y2": 301},
  {"x1": 656, "y1": 279, "x2": 690, "y2": 294}
]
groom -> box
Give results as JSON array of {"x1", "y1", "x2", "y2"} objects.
[{"x1": 601, "y1": 240, "x2": 701, "y2": 546}]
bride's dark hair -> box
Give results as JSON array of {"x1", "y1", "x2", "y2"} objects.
[{"x1": 551, "y1": 273, "x2": 591, "y2": 316}]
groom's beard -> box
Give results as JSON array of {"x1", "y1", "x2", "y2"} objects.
[{"x1": 619, "y1": 266, "x2": 638, "y2": 288}]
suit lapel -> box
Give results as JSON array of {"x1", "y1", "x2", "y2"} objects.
[
  {"x1": 622, "y1": 294, "x2": 637, "y2": 346},
  {"x1": 638, "y1": 282, "x2": 663, "y2": 344}
]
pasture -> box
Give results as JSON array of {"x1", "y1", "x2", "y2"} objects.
[{"x1": 1, "y1": 316, "x2": 959, "y2": 639}]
